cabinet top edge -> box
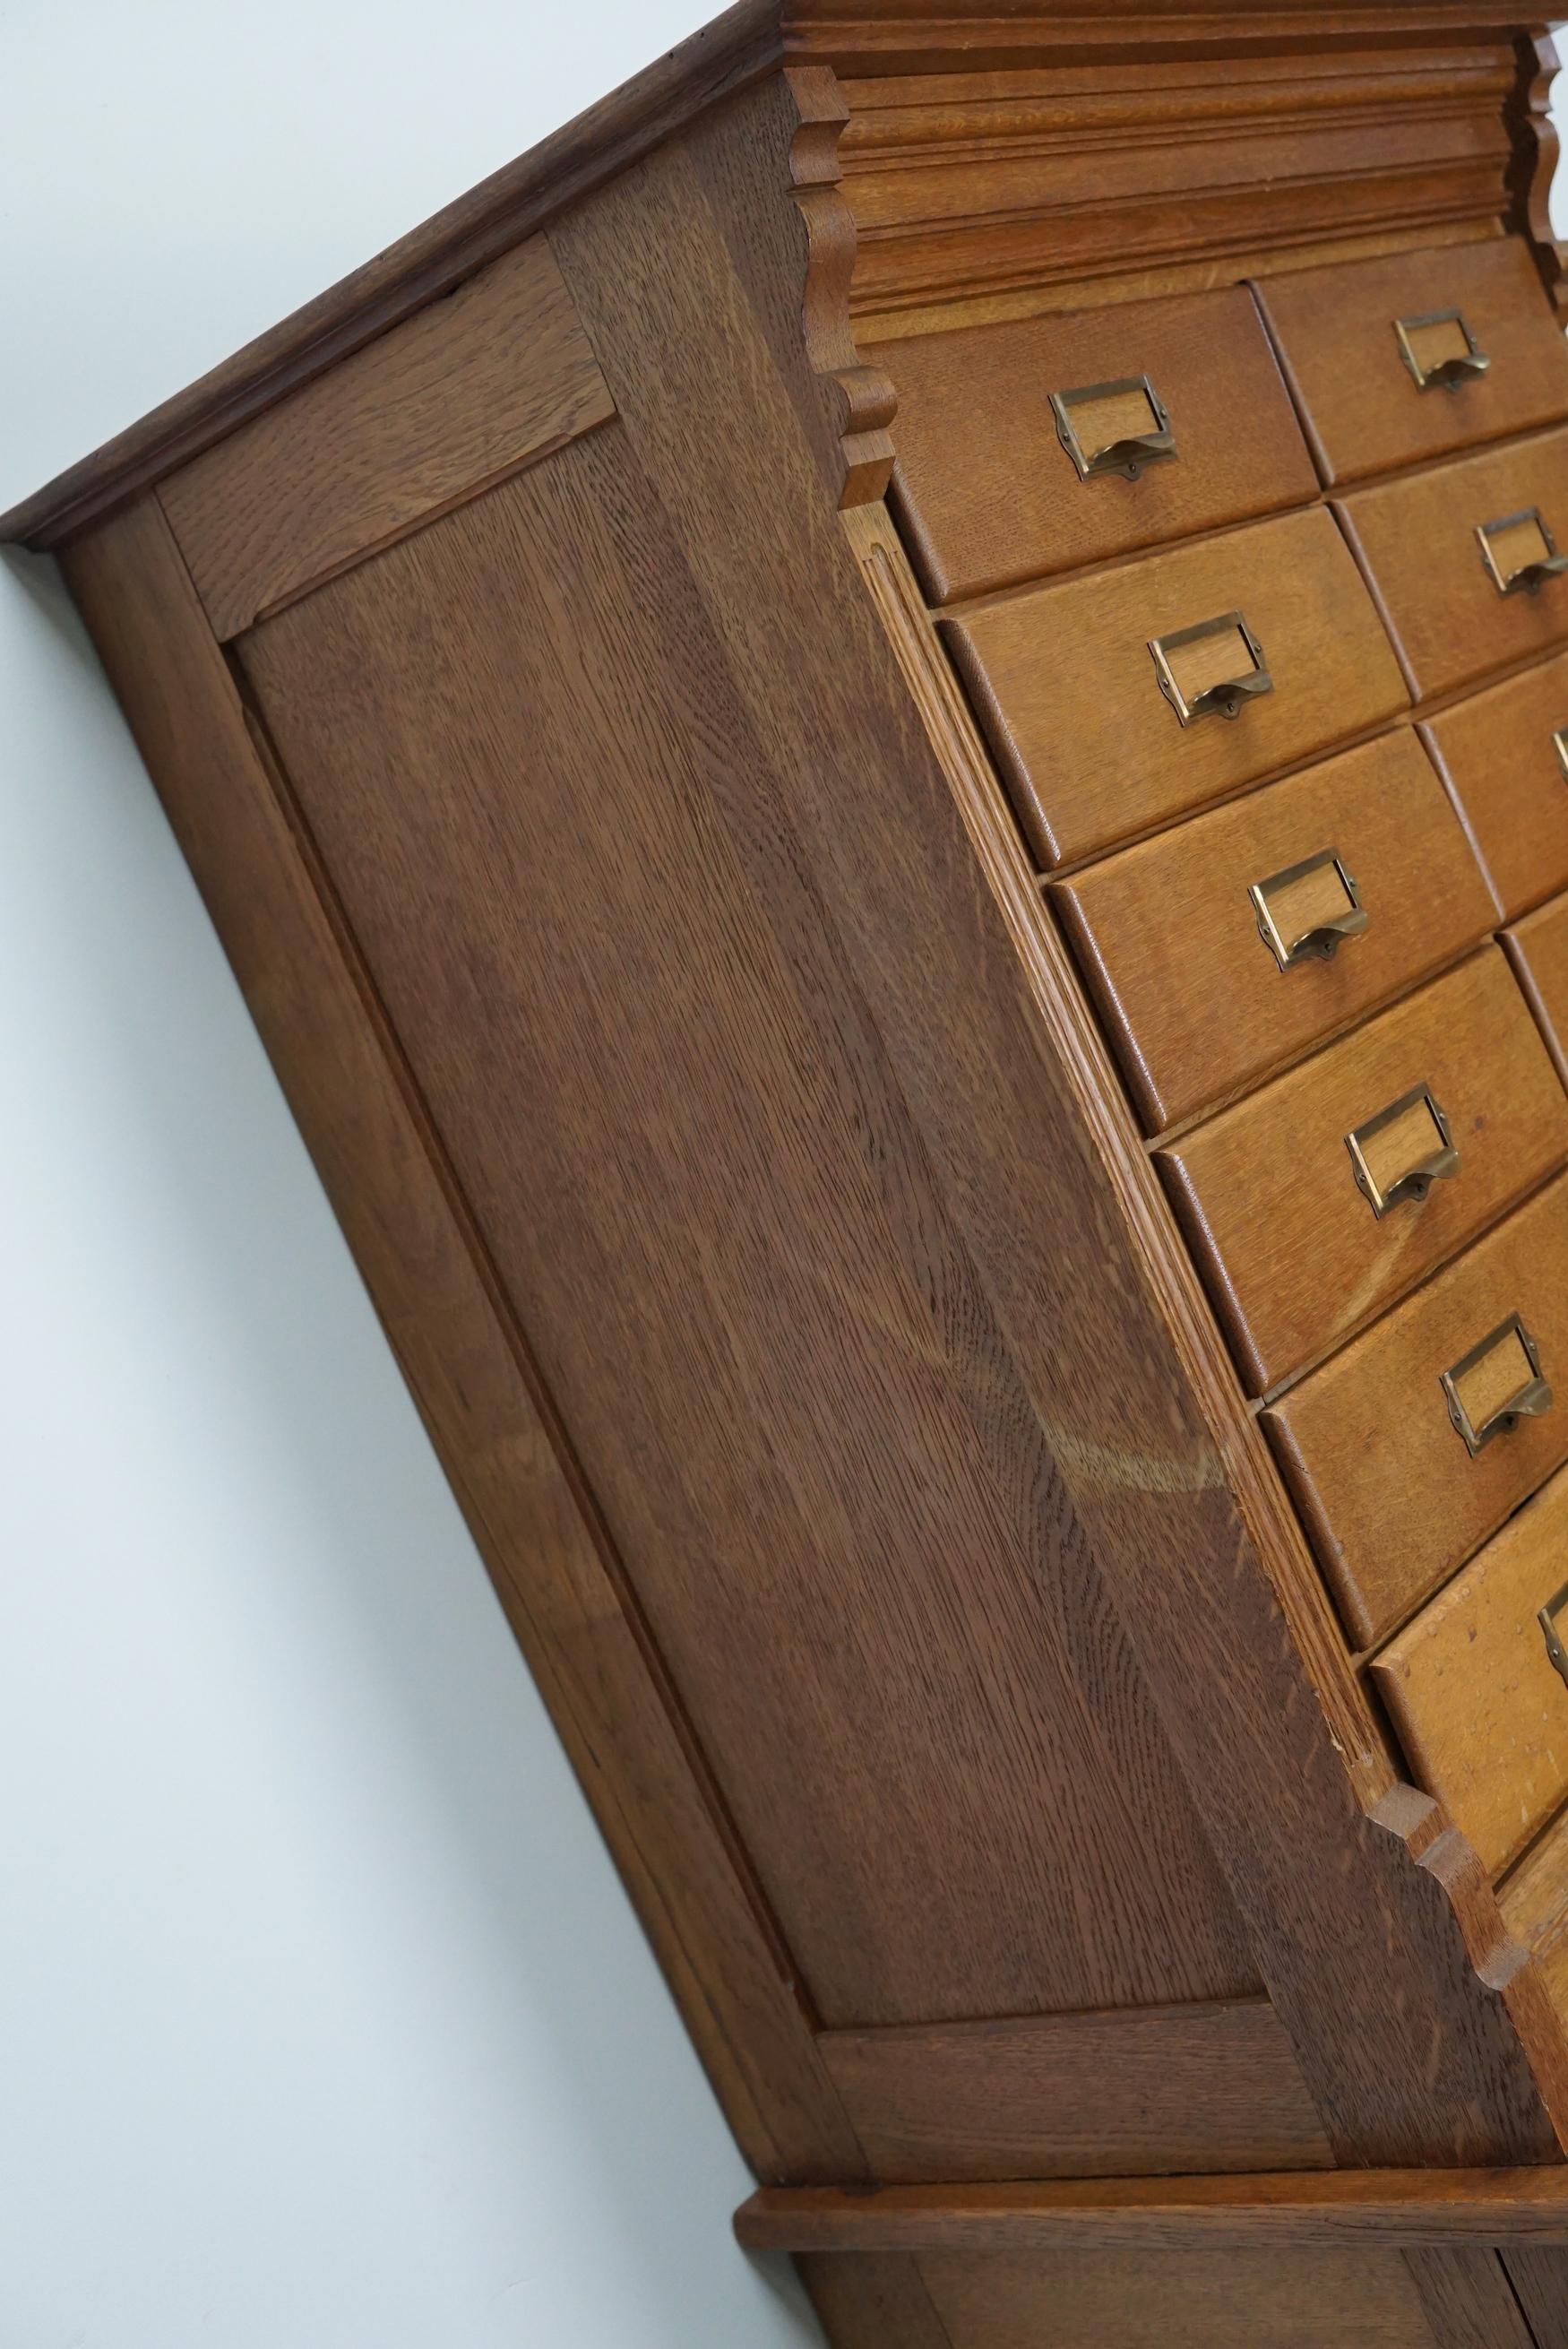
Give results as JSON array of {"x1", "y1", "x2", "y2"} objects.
[{"x1": 1, "y1": 0, "x2": 1551, "y2": 550}]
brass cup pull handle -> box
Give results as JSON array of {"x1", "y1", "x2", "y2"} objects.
[
  {"x1": 1345, "y1": 1083, "x2": 1460, "y2": 1220},
  {"x1": 1441, "y1": 1312, "x2": 1553, "y2": 1457},
  {"x1": 1394, "y1": 307, "x2": 1490, "y2": 394},
  {"x1": 1050, "y1": 375, "x2": 1176, "y2": 481},
  {"x1": 1478, "y1": 508, "x2": 1568, "y2": 598},
  {"x1": 1539, "y1": 1578, "x2": 1568, "y2": 1690},
  {"x1": 1554, "y1": 726, "x2": 1568, "y2": 782},
  {"x1": 1149, "y1": 609, "x2": 1272, "y2": 729},
  {"x1": 1249, "y1": 848, "x2": 1368, "y2": 972}
]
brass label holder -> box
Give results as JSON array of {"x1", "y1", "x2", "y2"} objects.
[
  {"x1": 1554, "y1": 726, "x2": 1568, "y2": 783},
  {"x1": 1539, "y1": 1577, "x2": 1568, "y2": 1690},
  {"x1": 1477, "y1": 507, "x2": 1568, "y2": 598},
  {"x1": 1050, "y1": 375, "x2": 1176, "y2": 481},
  {"x1": 1393, "y1": 307, "x2": 1490, "y2": 394},
  {"x1": 1249, "y1": 847, "x2": 1367, "y2": 972},
  {"x1": 1344, "y1": 1083, "x2": 1459, "y2": 1219},
  {"x1": 1149, "y1": 609, "x2": 1272, "y2": 727},
  {"x1": 1441, "y1": 1312, "x2": 1553, "y2": 1457}
]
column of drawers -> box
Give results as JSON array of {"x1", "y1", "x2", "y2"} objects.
[{"x1": 891, "y1": 234, "x2": 1568, "y2": 1912}]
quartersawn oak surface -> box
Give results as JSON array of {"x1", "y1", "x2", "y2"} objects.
[
  {"x1": 235, "y1": 411, "x2": 1259, "y2": 2030},
  {"x1": 818, "y1": 2000, "x2": 1331, "y2": 2181},
  {"x1": 1054, "y1": 728, "x2": 1495, "y2": 1133},
  {"x1": 1253, "y1": 237, "x2": 1568, "y2": 488},
  {"x1": 159, "y1": 233, "x2": 616, "y2": 639},
  {"x1": 1159, "y1": 946, "x2": 1568, "y2": 1394},
  {"x1": 1371, "y1": 1463, "x2": 1568, "y2": 1878},
  {"x1": 1420, "y1": 648, "x2": 1568, "y2": 922},
  {"x1": 1336, "y1": 424, "x2": 1568, "y2": 701},
  {"x1": 1266, "y1": 1172, "x2": 1568, "y2": 1648},
  {"x1": 944, "y1": 504, "x2": 1409, "y2": 868},
  {"x1": 882, "y1": 284, "x2": 1317, "y2": 604}
]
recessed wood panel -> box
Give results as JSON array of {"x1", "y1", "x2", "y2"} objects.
[
  {"x1": 236, "y1": 421, "x2": 1259, "y2": 2029},
  {"x1": 944, "y1": 505, "x2": 1409, "y2": 869},
  {"x1": 1054, "y1": 729, "x2": 1495, "y2": 1131},
  {"x1": 883, "y1": 285, "x2": 1317, "y2": 604},
  {"x1": 820, "y1": 2000, "x2": 1331, "y2": 2181},
  {"x1": 1159, "y1": 948, "x2": 1568, "y2": 1395},
  {"x1": 1266, "y1": 1174, "x2": 1568, "y2": 1648},
  {"x1": 1254, "y1": 237, "x2": 1568, "y2": 488},
  {"x1": 1372, "y1": 1464, "x2": 1568, "y2": 1878},
  {"x1": 1420, "y1": 649, "x2": 1568, "y2": 922},
  {"x1": 1336, "y1": 427, "x2": 1568, "y2": 702},
  {"x1": 159, "y1": 234, "x2": 616, "y2": 637}
]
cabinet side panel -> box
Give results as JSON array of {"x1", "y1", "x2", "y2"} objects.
[
  {"x1": 57, "y1": 492, "x2": 866, "y2": 2187},
  {"x1": 236, "y1": 411, "x2": 1259, "y2": 2029}
]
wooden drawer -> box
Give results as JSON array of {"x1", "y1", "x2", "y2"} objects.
[
  {"x1": 1053, "y1": 730, "x2": 1495, "y2": 1133},
  {"x1": 1253, "y1": 238, "x2": 1568, "y2": 488},
  {"x1": 1369, "y1": 1464, "x2": 1568, "y2": 1878},
  {"x1": 945, "y1": 506, "x2": 1409, "y2": 869},
  {"x1": 1159, "y1": 947, "x2": 1568, "y2": 1395},
  {"x1": 1265, "y1": 1173, "x2": 1568, "y2": 1647},
  {"x1": 1506, "y1": 891, "x2": 1568, "y2": 1089},
  {"x1": 1420, "y1": 648, "x2": 1568, "y2": 920},
  {"x1": 1335, "y1": 426, "x2": 1568, "y2": 703},
  {"x1": 883, "y1": 287, "x2": 1318, "y2": 606}
]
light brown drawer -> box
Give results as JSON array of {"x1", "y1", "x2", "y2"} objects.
[
  {"x1": 1419, "y1": 649, "x2": 1568, "y2": 920},
  {"x1": 1335, "y1": 426, "x2": 1568, "y2": 703},
  {"x1": 883, "y1": 287, "x2": 1318, "y2": 605},
  {"x1": 1265, "y1": 1173, "x2": 1568, "y2": 1646},
  {"x1": 1253, "y1": 237, "x2": 1568, "y2": 488},
  {"x1": 945, "y1": 506, "x2": 1409, "y2": 869},
  {"x1": 1370, "y1": 1464, "x2": 1568, "y2": 1878},
  {"x1": 1506, "y1": 891, "x2": 1568, "y2": 1090},
  {"x1": 1053, "y1": 730, "x2": 1495, "y2": 1133},
  {"x1": 1159, "y1": 947, "x2": 1568, "y2": 1395}
]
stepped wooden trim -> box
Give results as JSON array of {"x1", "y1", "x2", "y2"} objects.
[{"x1": 736, "y1": 2167, "x2": 1568, "y2": 2256}]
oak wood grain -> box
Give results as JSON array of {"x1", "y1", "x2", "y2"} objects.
[
  {"x1": 1336, "y1": 425, "x2": 1568, "y2": 702},
  {"x1": 1506, "y1": 889, "x2": 1568, "y2": 1091},
  {"x1": 57, "y1": 494, "x2": 866, "y2": 2185},
  {"x1": 1054, "y1": 728, "x2": 1496, "y2": 1133},
  {"x1": 736, "y1": 2168, "x2": 1568, "y2": 2256},
  {"x1": 238, "y1": 411, "x2": 1262, "y2": 2030},
  {"x1": 819, "y1": 1999, "x2": 1331, "y2": 2181},
  {"x1": 882, "y1": 285, "x2": 1317, "y2": 604},
  {"x1": 944, "y1": 504, "x2": 1409, "y2": 869},
  {"x1": 1159, "y1": 947, "x2": 1568, "y2": 1395},
  {"x1": 1372, "y1": 1464, "x2": 1568, "y2": 1878},
  {"x1": 158, "y1": 234, "x2": 615, "y2": 639},
  {"x1": 1266, "y1": 1173, "x2": 1568, "y2": 1648},
  {"x1": 917, "y1": 2246, "x2": 1447, "y2": 2349},
  {"x1": 1421, "y1": 648, "x2": 1568, "y2": 923},
  {"x1": 1253, "y1": 237, "x2": 1568, "y2": 488},
  {"x1": 798, "y1": 2254, "x2": 956, "y2": 2349}
]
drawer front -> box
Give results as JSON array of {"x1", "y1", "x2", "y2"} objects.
[
  {"x1": 1053, "y1": 730, "x2": 1495, "y2": 1132},
  {"x1": 1265, "y1": 1174, "x2": 1568, "y2": 1646},
  {"x1": 1370, "y1": 1464, "x2": 1568, "y2": 1877},
  {"x1": 1506, "y1": 890, "x2": 1568, "y2": 1086},
  {"x1": 1420, "y1": 648, "x2": 1568, "y2": 920},
  {"x1": 945, "y1": 506, "x2": 1409, "y2": 869},
  {"x1": 883, "y1": 287, "x2": 1318, "y2": 605},
  {"x1": 1254, "y1": 238, "x2": 1568, "y2": 488},
  {"x1": 1159, "y1": 947, "x2": 1568, "y2": 1394},
  {"x1": 1335, "y1": 427, "x2": 1568, "y2": 702}
]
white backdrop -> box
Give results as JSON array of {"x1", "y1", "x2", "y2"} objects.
[{"x1": 0, "y1": 4, "x2": 822, "y2": 2345}]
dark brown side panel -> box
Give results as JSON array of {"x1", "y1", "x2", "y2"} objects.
[{"x1": 234, "y1": 412, "x2": 1257, "y2": 2029}]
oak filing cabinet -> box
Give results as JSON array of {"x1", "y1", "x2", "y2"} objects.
[{"x1": 19, "y1": 2, "x2": 1568, "y2": 2342}]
